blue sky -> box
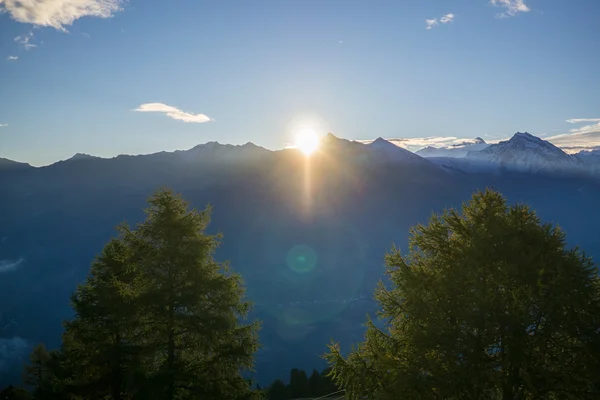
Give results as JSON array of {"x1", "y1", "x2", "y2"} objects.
[{"x1": 1, "y1": 0, "x2": 599, "y2": 166}]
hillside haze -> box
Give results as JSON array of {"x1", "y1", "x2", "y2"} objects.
[{"x1": 1, "y1": 133, "x2": 600, "y2": 386}]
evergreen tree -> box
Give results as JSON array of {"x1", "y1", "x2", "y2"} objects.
[
  {"x1": 288, "y1": 369, "x2": 309, "y2": 399},
  {"x1": 325, "y1": 189, "x2": 600, "y2": 400},
  {"x1": 318, "y1": 368, "x2": 338, "y2": 396},
  {"x1": 121, "y1": 188, "x2": 260, "y2": 400},
  {"x1": 266, "y1": 379, "x2": 287, "y2": 400},
  {"x1": 22, "y1": 344, "x2": 50, "y2": 398},
  {"x1": 61, "y1": 238, "x2": 144, "y2": 400},
  {"x1": 308, "y1": 370, "x2": 321, "y2": 397}
]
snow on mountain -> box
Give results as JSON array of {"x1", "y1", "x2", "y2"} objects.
[
  {"x1": 465, "y1": 132, "x2": 582, "y2": 174},
  {"x1": 416, "y1": 137, "x2": 488, "y2": 158},
  {"x1": 368, "y1": 137, "x2": 433, "y2": 165}
]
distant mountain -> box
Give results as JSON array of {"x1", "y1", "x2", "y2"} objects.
[
  {"x1": 67, "y1": 153, "x2": 101, "y2": 162},
  {"x1": 2, "y1": 132, "x2": 600, "y2": 387},
  {"x1": 368, "y1": 137, "x2": 434, "y2": 165},
  {"x1": 0, "y1": 157, "x2": 32, "y2": 171},
  {"x1": 173, "y1": 141, "x2": 271, "y2": 163},
  {"x1": 463, "y1": 132, "x2": 582, "y2": 175},
  {"x1": 416, "y1": 137, "x2": 488, "y2": 158}
]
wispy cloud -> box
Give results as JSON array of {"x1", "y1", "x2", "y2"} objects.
[
  {"x1": 7, "y1": 56, "x2": 18, "y2": 60},
  {"x1": 0, "y1": 258, "x2": 24, "y2": 273},
  {"x1": 425, "y1": 19, "x2": 439, "y2": 30},
  {"x1": 356, "y1": 136, "x2": 483, "y2": 152},
  {"x1": 426, "y1": 13, "x2": 455, "y2": 29},
  {"x1": 546, "y1": 119, "x2": 600, "y2": 152},
  {"x1": 14, "y1": 31, "x2": 36, "y2": 50},
  {"x1": 0, "y1": 124, "x2": 7, "y2": 127},
  {"x1": 440, "y1": 14, "x2": 455, "y2": 23},
  {"x1": 566, "y1": 118, "x2": 600, "y2": 124},
  {"x1": 0, "y1": 0, "x2": 125, "y2": 31},
  {"x1": 491, "y1": 0, "x2": 530, "y2": 18},
  {"x1": 134, "y1": 103, "x2": 213, "y2": 123}
]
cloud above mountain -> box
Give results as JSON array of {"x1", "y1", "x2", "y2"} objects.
[
  {"x1": 357, "y1": 136, "x2": 486, "y2": 152},
  {"x1": 0, "y1": 0, "x2": 125, "y2": 31},
  {"x1": 134, "y1": 103, "x2": 212, "y2": 123},
  {"x1": 546, "y1": 119, "x2": 600, "y2": 153}
]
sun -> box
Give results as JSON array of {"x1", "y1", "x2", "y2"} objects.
[{"x1": 294, "y1": 128, "x2": 320, "y2": 155}]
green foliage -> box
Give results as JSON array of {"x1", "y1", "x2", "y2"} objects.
[
  {"x1": 62, "y1": 237, "x2": 145, "y2": 399},
  {"x1": 325, "y1": 189, "x2": 600, "y2": 400},
  {"x1": 25, "y1": 188, "x2": 260, "y2": 400},
  {"x1": 22, "y1": 344, "x2": 50, "y2": 394}
]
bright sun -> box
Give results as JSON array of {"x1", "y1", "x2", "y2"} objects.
[{"x1": 294, "y1": 128, "x2": 320, "y2": 155}]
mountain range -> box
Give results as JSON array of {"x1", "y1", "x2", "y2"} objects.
[
  {"x1": 1, "y1": 132, "x2": 600, "y2": 386},
  {"x1": 3, "y1": 132, "x2": 599, "y2": 177}
]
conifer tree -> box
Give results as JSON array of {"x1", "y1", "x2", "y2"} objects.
[
  {"x1": 22, "y1": 344, "x2": 50, "y2": 398},
  {"x1": 62, "y1": 238, "x2": 144, "y2": 400},
  {"x1": 120, "y1": 188, "x2": 260, "y2": 400},
  {"x1": 325, "y1": 189, "x2": 600, "y2": 400}
]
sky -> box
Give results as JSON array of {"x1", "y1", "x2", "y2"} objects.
[{"x1": 1, "y1": 0, "x2": 599, "y2": 166}]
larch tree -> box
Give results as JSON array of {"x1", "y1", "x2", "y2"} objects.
[
  {"x1": 121, "y1": 188, "x2": 260, "y2": 400},
  {"x1": 62, "y1": 238, "x2": 145, "y2": 400},
  {"x1": 325, "y1": 189, "x2": 600, "y2": 400},
  {"x1": 22, "y1": 344, "x2": 50, "y2": 398}
]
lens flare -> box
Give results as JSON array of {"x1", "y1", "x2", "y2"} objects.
[{"x1": 286, "y1": 244, "x2": 318, "y2": 274}]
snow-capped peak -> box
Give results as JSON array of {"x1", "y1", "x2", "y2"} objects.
[
  {"x1": 367, "y1": 137, "x2": 427, "y2": 164},
  {"x1": 466, "y1": 132, "x2": 579, "y2": 173},
  {"x1": 416, "y1": 137, "x2": 489, "y2": 158}
]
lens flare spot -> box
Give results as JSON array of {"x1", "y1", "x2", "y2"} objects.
[{"x1": 286, "y1": 244, "x2": 318, "y2": 274}]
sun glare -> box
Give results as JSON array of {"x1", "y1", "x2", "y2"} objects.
[{"x1": 295, "y1": 128, "x2": 320, "y2": 155}]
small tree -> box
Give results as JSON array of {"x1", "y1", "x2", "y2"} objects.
[
  {"x1": 326, "y1": 189, "x2": 600, "y2": 399},
  {"x1": 121, "y1": 188, "x2": 260, "y2": 400},
  {"x1": 308, "y1": 369, "x2": 321, "y2": 397},
  {"x1": 22, "y1": 344, "x2": 50, "y2": 398},
  {"x1": 266, "y1": 379, "x2": 287, "y2": 400}
]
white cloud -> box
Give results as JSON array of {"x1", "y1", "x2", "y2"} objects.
[
  {"x1": 426, "y1": 13, "x2": 455, "y2": 29},
  {"x1": 134, "y1": 103, "x2": 213, "y2": 123},
  {"x1": 546, "y1": 119, "x2": 600, "y2": 152},
  {"x1": 425, "y1": 19, "x2": 438, "y2": 30},
  {"x1": 14, "y1": 31, "x2": 37, "y2": 50},
  {"x1": 0, "y1": 124, "x2": 7, "y2": 127},
  {"x1": 0, "y1": 258, "x2": 24, "y2": 273},
  {"x1": 0, "y1": 0, "x2": 125, "y2": 31},
  {"x1": 356, "y1": 136, "x2": 484, "y2": 152},
  {"x1": 440, "y1": 14, "x2": 455, "y2": 24},
  {"x1": 566, "y1": 118, "x2": 600, "y2": 124},
  {"x1": 491, "y1": 0, "x2": 530, "y2": 18},
  {"x1": 7, "y1": 56, "x2": 18, "y2": 60}
]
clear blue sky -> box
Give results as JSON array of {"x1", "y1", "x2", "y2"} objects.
[{"x1": 1, "y1": 0, "x2": 599, "y2": 166}]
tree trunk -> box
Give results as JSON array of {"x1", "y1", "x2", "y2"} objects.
[
  {"x1": 112, "y1": 332, "x2": 123, "y2": 400},
  {"x1": 167, "y1": 305, "x2": 175, "y2": 400}
]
